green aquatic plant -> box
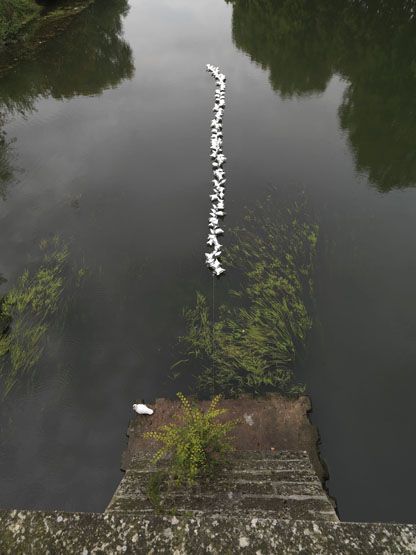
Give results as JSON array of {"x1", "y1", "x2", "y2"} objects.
[
  {"x1": 175, "y1": 193, "x2": 318, "y2": 396},
  {"x1": 0, "y1": 236, "x2": 86, "y2": 398},
  {"x1": 145, "y1": 393, "x2": 237, "y2": 488}
]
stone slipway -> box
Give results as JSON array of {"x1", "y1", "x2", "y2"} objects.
[
  {"x1": 106, "y1": 450, "x2": 338, "y2": 519},
  {"x1": 1, "y1": 395, "x2": 416, "y2": 553},
  {"x1": 122, "y1": 394, "x2": 327, "y2": 480}
]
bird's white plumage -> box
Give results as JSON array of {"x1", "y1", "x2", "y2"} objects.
[
  {"x1": 205, "y1": 64, "x2": 227, "y2": 277},
  {"x1": 132, "y1": 403, "x2": 154, "y2": 415}
]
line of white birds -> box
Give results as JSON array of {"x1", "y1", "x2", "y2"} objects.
[{"x1": 205, "y1": 64, "x2": 226, "y2": 277}]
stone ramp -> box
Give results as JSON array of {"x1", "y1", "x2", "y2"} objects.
[
  {"x1": 1, "y1": 510, "x2": 416, "y2": 554},
  {"x1": 106, "y1": 450, "x2": 338, "y2": 521},
  {"x1": 123, "y1": 395, "x2": 327, "y2": 480}
]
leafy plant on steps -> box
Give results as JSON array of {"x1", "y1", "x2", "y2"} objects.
[{"x1": 144, "y1": 393, "x2": 237, "y2": 489}]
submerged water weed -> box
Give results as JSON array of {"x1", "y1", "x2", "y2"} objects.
[
  {"x1": 144, "y1": 393, "x2": 237, "y2": 489},
  {"x1": 0, "y1": 236, "x2": 86, "y2": 398},
  {"x1": 175, "y1": 193, "x2": 318, "y2": 396}
]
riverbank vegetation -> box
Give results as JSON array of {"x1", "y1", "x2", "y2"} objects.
[
  {"x1": 0, "y1": 0, "x2": 133, "y2": 201},
  {"x1": 174, "y1": 192, "x2": 318, "y2": 397},
  {"x1": 0, "y1": 0, "x2": 99, "y2": 53},
  {"x1": 0, "y1": 0, "x2": 40, "y2": 47}
]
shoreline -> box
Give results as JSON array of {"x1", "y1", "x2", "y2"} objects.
[{"x1": 0, "y1": 0, "x2": 95, "y2": 75}]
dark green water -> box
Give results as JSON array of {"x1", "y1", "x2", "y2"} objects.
[{"x1": 0, "y1": 0, "x2": 416, "y2": 522}]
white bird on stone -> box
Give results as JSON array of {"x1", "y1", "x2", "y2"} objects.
[{"x1": 133, "y1": 403, "x2": 154, "y2": 415}]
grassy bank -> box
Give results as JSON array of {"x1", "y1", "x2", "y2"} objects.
[
  {"x1": 0, "y1": 0, "x2": 96, "y2": 54},
  {"x1": 0, "y1": 0, "x2": 41, "y2": 46}
]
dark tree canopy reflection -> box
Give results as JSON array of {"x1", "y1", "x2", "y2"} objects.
[
  {"x1": 0, "y1": 0, "x2": 134, "y2": 107},
  {"x1": 0, "y1": 112, "x2": 15, "y2": 200},
  {"x1": 0, "y1": 0, "x2": 134, "y2": 196},
  {"x1": 227, "y1": 0, "x2": 416, "y2": 191}
]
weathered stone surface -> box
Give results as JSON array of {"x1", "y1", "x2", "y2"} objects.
[
  {"x1": 2, "y1": 395, "x2": 414, "y2": 554},
  {"x1": 1, "y1": 510, "x2": 415, "y2": 554},
  {"x1": 123, "y1": 395, "x2": 327, "y2": 480},
  {"x1": 115, "y1": 473, "x2": 325, "y2": 497},
  {"x1": 107, "y1": 450, "x2": 337, "y2": 521}
]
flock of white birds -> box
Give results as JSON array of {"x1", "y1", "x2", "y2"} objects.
[
  {"x1": 205, "y1": 64, "x2": 227, "y2": 277},
  {"x1": 132, "y1": 66, "x2": 228, "y2": 417}
]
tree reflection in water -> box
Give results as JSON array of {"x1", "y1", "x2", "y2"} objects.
[
  {"x1": 227, "y1": 0, "x2": 416, "y2": 191},
  {"x1": 0, "y1": 0, "x2": 134, "y2": 198}
]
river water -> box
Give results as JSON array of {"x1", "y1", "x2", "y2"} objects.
[{"x1": 0, "y1": 0, "x2": 415, "y2": 523}]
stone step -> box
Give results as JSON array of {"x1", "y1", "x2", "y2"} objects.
[
  {"x1": 107, "y1": 492, "x2": 337, "y2": 520},
  {"x1": 127, "y1": 466, "x2": 320, "y2": 483},
  {"x1": 231, "y1": 450, "x2": 309, "y2": 460},
  {"x1": 114, "y1": 472, "x2": 324, "y2": 498},
  {"x1": 231, "y1": 458, "x2": 313, "y2": 472},
  {"x1": 128, "y1": 452, "x2": 313, "y2": 473},
  {"x1": 107, "y1": 450, "x2": 338, "y2": 522},
  {"x1": 227, "y1": 469, "x2": 320, "y2": 482}
]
